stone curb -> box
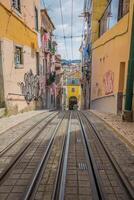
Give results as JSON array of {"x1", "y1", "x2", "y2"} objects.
[{"x1": 89, "y1": 110, "x2": 134, "y2": 152}]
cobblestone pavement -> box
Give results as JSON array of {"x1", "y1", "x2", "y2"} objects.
[
  {"x1": 0, "y1": 111, "x2": 51, "y2": 154},
  {"x1": 86, "y1": 111, "x2": 134, "y2": 190},
  {"x1": 0, "y1": 111, "x2": 133, "y2": 200},
  {"x1": 0, "y1": 110, "x2": 46, "y2": 134},
  {"x1": 0, "y1": 112, "x2": 56, "y2": 177},
  {"x1": 64, "y1": 114, "x2": 93, "y2": 200},
  {"x1": 34, "y1": 113, "x2": 69, "y2": 200},
  {"x1": 0, "y1": 114, "x2": 60, "y2": 200},
  {"x1": 90, "y1": 110, "x2": 134, "y2": 150}
]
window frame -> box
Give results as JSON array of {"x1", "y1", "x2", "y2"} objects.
[
  {"x1": 35, "y1": 6, "x2": 39, "y2": 31},
  {"x1": 12, "y1": 0, "x2": 21, "y2": 13},
  {"x1": 14, "y1": 46, "x2": 24, "y2": 68},
  {"x1": 99, "y1": 0, "x2": 130, "y2": 36}
]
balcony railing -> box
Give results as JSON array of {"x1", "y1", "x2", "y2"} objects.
[{"x1": 99, "y1": 0, "x2": 130, "y2": 36}]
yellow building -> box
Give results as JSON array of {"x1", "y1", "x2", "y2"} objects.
[
  {"x1": 0, "y1": 0, "x2": 41, "y2": 114},
  {"x1": 91, "y1": 0, "x2": 134, "y2": 121},
  {"x1": 63, "y1": 71, "x2": 81, "y2": 110}
]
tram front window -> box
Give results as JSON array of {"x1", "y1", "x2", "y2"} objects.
[{"x1": 69, "y1": 96, "x2": 78, "y2": 110}]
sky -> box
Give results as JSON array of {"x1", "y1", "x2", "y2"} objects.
[{"x1": 41, "y1": 0, "x2": 84, "y2": 60}]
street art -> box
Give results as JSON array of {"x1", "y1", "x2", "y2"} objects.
[
  {"x1": 103, "y1": 70, "x2": 114, "y2": 95},
  {"x1": 18, "y1": 69, "x2": 40, "y2": 103}
]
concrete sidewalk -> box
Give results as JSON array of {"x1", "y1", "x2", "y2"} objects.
[
  {"x1": 90, "y1": 110, "x2": 134, "y2": 151},
  {"x1": 0, "y1": 110, "x2": 46, "y2": 134}
]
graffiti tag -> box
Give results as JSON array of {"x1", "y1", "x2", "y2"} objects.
[
  {"x1": 103, "y1": 70, "x2": 114, "y2": 95},
  {"x1": 18, "y1": 69, "x2": 40, "y2": 103}
]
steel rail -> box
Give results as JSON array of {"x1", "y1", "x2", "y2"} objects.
[
  {"x1": 0, "y1": 112, "x2": 58, "y2": 181},
  {"x1": 78, "y1": 112, "x2": 105, "y2": 200},
  {"x1": 0, "y1": 110, "x2": 48, "y2": 137},
  {"x1": 0, "y1": 112, "x2": 56, "y2": 156},
  {"x1": 23, "y1": 113, "x2": 66, "y2": 200},
  {"x1": 57, "y1": 111, "x2": 72, "y2": 200},
  {"x1": 81, "y1": 111, "x2": 134, "y2": 200},
  {"x1": 51, "y1": 111, "x2": 71, "y2": 200},
  {"x1": 28, "y1": 112, "x2": 71, "y2": 200}
]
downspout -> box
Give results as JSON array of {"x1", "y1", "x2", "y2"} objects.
[{"x1": 123, "y1": 7, "x2": 134, "y2": 122}]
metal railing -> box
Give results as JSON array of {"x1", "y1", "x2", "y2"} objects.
[{"x1": 99, "y1": 0, "x2": 130, "y2": 36}]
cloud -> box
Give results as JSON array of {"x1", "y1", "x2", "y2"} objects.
[{"x1": 44, "y1": 0, "x2": 84, "y2": 59}]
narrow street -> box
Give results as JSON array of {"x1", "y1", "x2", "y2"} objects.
[
  {"x1": 0, "y1": 111, "x2": 133, "y2": 200},
  {"x1": 0, "y1": 0, "x2": 134, "y2": 199}
]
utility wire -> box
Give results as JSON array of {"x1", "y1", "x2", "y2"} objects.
[
  {"x1": 54, "y1": 35, "x2": 82, "y2": 39},
  {"x1": 71, "y1": 0, "x2": 74, "y2": 60},
  {"x1": 41, "y1": 0, "x2": 46, "y2": 8},
  {"x1": 59, "y1": 0, "x2": 68, "y2": 60}
]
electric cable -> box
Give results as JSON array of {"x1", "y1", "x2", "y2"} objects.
[
  {"x1": 71, "y1": 0, "x2": 74, "y2": 60},
  {"x1": 59, "y1": 0, "x2": 68, "y2": 60}
]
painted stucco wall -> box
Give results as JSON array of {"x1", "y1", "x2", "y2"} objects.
[
  {"x1": 91, "y1": 0, "x2": 134, "y2": 114},
  {"x1": 0, "y1": 0, "x2": 40, "y2": 32},
  {"x1": 0, "y1": 3, "x2": 38, "y2": 48},
  {"x1": 0, "y1": 1, "x2": 40, "y2": 113},
  {"x1": 91, "y1": 0, "x2": 108, "y2": 43},
  {"x1": 1, "y1": 38, "x2": 37, "y2": 111}
]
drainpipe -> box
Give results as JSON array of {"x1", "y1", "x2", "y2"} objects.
[{"x1": 123, "y1": 8, "x2": 134, "y2": 122}]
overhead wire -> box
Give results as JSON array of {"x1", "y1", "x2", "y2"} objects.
[
  {"x1": 59, "y1": 0, "x2": 68, "y2": 60},
  {"x1": 54, "y1": 35, "x2": 82, "y2": 39},
  {"x1": 71, "y1": 0, "x2": 74, "y2": 60},
  {"x1": 41, "y1": 0, "x2": 46, "y2": 8}
]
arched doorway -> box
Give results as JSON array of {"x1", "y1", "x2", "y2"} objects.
[{"x1": 69, "y1": 96, "x2": 78, "y2": 110}]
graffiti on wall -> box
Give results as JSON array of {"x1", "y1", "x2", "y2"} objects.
[
  {"x1": 103, "y1": 70, "x2": 114, "y2": 95},
  {"x1": 18, "y1": 69, "x2": 40, "y2": 103}
]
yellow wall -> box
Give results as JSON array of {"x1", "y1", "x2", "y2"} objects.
[
  {"x1": 0, "y1": 3, "x2": 37, "y2": 48},
  {"x1": 91, "y1": 0, "x2": 108, "y2": 42},
  {"x1": 91, "y1": 0, "x2": 134, "y2": 99},
  {"x1": 66, "y1": 85, "x2": 81, "y2": 108},
  {"x1": 67, "y1": 85, "x2": 81, "y2": 99}
]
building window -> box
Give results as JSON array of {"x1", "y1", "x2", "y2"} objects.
[
  {"x1": 99, "y1": 0, "x2": 130, "y2": 36},
  {"x1": 35, "y1": 7, "x2": 39, "y2": 31},
  {"x1": 12, "y1": 0, "x2": 21, "y2": 12},
  {"x1": 36, "y1": 52, "x2": 39, "y2": 75},
  {"x1": 15, "y1": 46, "x2": 23, "y2": 66}
]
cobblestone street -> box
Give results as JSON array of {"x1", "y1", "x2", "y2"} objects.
[
  {"x1": 0, "y1": 110, "x2": 133, "y2": 200},
  {"x1": 0, "y1": 0, "x2": 134, "y2": 199},
  {"x1": 90, "y1": 110, "x2": 134, "y2": 151},
  {"x1": 0, "y1": 111, "x2": 46, "y2": 135}
]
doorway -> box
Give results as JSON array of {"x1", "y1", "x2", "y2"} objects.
[
  {"x1": 69, "y1": 96, "x2": 78, "y2": 110},
  {"x1": 117, "y1": 62, "x2": 125, "y2": 112}
]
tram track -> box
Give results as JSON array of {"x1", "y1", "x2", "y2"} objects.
[
  {"x1": 0, "y1": 112, "x2": 57, "y2": 156},
  {"x1": 79, "y1": 111, "x2": 134, "y2": 200},
  {"x1": 23, "y1": 112, "x2": 71, "y2": 200},
  {"x1": 0, "y1": 112, "x2": 58, "y2": 181},
  {"x1": 0, "y1": 113, "x2": 63, "y2": 200},
  {"x1": 0, "y1": 111, "x2": 133, "y2": 200},
  {"x1": 58, "y1": 111, "x2": 98, "y2": 200},
  {"x1": 0, "y1": 111, "x2": 48, "y2": 137}
]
